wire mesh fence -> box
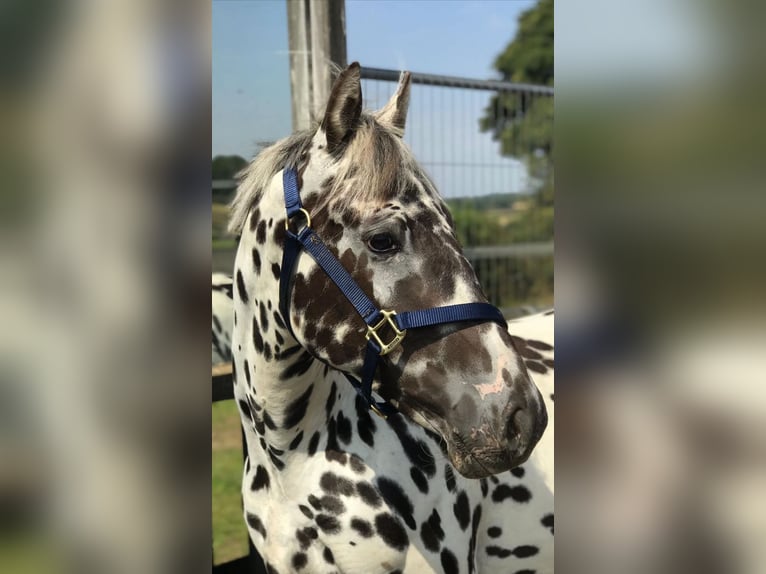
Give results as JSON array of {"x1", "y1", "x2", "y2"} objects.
[{"x1": 361, "y1": 68, "x2": 554, "y2": 315}]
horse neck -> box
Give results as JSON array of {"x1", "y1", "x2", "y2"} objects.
[{"x1": 233, "y1": 190, "x2": 341, "y2": 451}]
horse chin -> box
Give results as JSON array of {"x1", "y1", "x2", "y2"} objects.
[
  {"x1": 447, "y1": 443, "x2": 532, "y2": 479},
  {"x1": 396, "y1": 398, "x2": 526, "y2": 479}
]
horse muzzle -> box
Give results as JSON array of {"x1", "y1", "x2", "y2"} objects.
[{"x1": 448, "y1": 383, "x2": 548, "y2": 479}]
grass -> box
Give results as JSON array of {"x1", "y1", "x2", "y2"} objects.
[
  {"x1": 212, "y1": 400, "x2": 249, "y2": 565},
  {"x1": 212, "y1": 238, "x2": 237, "y2": 251}
]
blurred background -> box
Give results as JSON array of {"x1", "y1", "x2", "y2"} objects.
[{"x1": 2, "y1": 0, "x2": 765, "y2": 573}]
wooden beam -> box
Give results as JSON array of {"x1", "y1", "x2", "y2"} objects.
[{"x1": 287, "y1": 0, "x2": 347, "y2": 131}]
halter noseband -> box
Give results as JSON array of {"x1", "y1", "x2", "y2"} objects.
[{"x1": 278, "y1": 168, "x2": 507, "y2": 419}]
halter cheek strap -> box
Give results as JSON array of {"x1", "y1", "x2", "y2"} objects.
[{"x1": 278, "y1": 168, "x2": 507, "y2": 418}]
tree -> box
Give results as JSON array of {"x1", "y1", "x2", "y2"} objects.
[
  {"x1": 480, "y1": 0, "x2": 553, "y2": 207},
  {"x1": 212, "y1": 155, "x2": 247, "y2": 180}
]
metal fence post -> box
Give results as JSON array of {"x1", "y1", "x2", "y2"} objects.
[{"x1": 287, "y1": 0, "x2": 347, "y2": 131}]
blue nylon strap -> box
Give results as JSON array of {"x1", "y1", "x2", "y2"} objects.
[
  {"x1": 283, "y1": 169, "x2": 302, "y2": 217},
  {"x1": 396, "y1": 303, "x2": 506, "y2": 331},
  {"x1": 296, "y1": 229, "x2": 381, "y2": 325}
]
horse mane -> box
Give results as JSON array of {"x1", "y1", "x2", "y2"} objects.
[
  {"x1": 227, "y1": 128, "x2": 315, "y2": 234},
  {"x1": 228, "y1": 113, "x2": 426, "y2": 235}
]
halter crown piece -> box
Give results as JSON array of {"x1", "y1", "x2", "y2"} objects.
[{"x1": 278, "y1": 168, "x2": 507, "y2": 419}]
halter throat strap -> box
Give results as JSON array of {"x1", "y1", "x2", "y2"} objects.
[{"x1": 278, "y1": 168, "x2": 507, "y2": 418}]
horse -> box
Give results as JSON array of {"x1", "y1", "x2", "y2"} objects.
[{"x1": 226, "y1": 62, "x2": 554, "y2": 573}]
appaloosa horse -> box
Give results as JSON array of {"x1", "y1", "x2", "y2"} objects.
[{"x1": 227, "y1": 62, "x2": 554, "y2": 573}]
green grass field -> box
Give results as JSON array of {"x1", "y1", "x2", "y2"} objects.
[{"x1": 212, "y1": 400, "x2": 249, "y2": 565}]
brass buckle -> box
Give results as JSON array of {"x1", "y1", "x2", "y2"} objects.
[
  {"x1": 365, "y1": 309, "x2": 406, "y2": 356},
  {"x1": 284, "y1": 208, "x2": 311, "y2": 233},
  {"x1": 370, "y1": 403, "x2": 388, "y2": 420}
]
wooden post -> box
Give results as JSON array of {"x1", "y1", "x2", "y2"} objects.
[{"x1": 287, "y1": 0, "x2": 347, "y2": 131}]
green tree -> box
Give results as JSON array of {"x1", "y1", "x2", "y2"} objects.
[
  {"x1": 480, "y1": 0, "x2": 553, "y2": 207},
  {"x1": 212, "y1": 155, "x2": 247, "y2": 180}
]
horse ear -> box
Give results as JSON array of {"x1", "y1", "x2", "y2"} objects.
[
  {"x1": 320, "y1": 62, "x2": 362, "y2": 153},
  {"x1": 374, "y1": 71, "x2": 412, "y2": 137}
]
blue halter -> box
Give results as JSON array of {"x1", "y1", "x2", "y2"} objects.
[{"x1": 278, "y1": 168, "x2": 507, "y2": 418}]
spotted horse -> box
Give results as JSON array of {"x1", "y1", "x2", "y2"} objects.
[{"x1": 227, "y1": 63, "x2": 554, "y2": 574}]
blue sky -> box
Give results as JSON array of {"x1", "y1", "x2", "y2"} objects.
[{"x1": 212, "y1": 0, "x2": 535, "y2": 159}]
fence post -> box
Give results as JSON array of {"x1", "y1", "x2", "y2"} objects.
[{"x1": 287, "y1": 0, "x2": 347, "y2": 131}]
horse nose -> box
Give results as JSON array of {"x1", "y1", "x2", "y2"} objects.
[{"x1": 506, "y1": 384, "x2": 548, "y2": 465}]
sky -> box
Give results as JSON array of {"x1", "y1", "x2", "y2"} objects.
[{"x1": 212, "y1": 0, "x2": 535, "y2": 159}]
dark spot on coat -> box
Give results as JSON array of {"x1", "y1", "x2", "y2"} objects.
[
  {"x1": 252, "y1": 316, "x2": 264, "y2": 353},
  {"x1": 420, "y1": 509, "x2": 445, "y2": 553},
  {"x1": 492, "y1": 484, "x2": 532, "y2": 504},
  {"x1": 336, "y1": 410, "x2": 352, "y2": 444},
  {"x1": 289, "y1": 430, "x2": 304, "y2": 451},
  {"x1": 250, "y1": 465, "x2": 270, "y2": 491},
  {"x1": 348, "y1": 453, "x2": 366, "y2": 474},
  {"x1": 512, "y1": 545, "x2": 539, "y2": 558},
  {"x1": 541, "y1": 513, "x2": 554, "y2": 534},
  {"x1": 355, "y1": 395, "x2": 376, "y2": 447},
  {"x1": 246, "y1": 512, "x2": 266, "y2": 538},
  {"x1": 445, "y1": 465, "x2": 456, "y2": 492},
  {"x1": 453, "y1": 491, "x2": 470, "y2": 531},
  {"x1": 236, "y1": 270, "x2": 248, "y2": 303},
  {"x1": 296, "y1": 526, "x2": 318, "y2": 550},
  {"x1": 298, "y1": 505, "x2": 313, "y2": 519},
  {"x1": 468, "y1": 504, "x2": 482, "y2": 574},
  {"x1": 323, "y1": 546, "x2": 335, "y2": 565},
  {"x1": 249, "y1": 208, "x2": 260, "y2": 232},
  {"x1": 263, "y1": 410, "x2": 277, "y2": 431},
  {"x1": 283, "y1": 384, "x2": 313, "y2": 429},
  {"x1": 291, "y1": 552, "x2": 307, "y2": 570},
  {"x1": 376, "y1": 477, "x2": 416, "y2": 530},
  {"x1": 350, "y1": 517, "x2": 373, "y2": 538},
  {"x1": 271, "y1": 262, "x2": 281, "y2": 280},
  {"x1": 252, "y1": 249, "x2": 261, "y2": 274},
  {"x1": 319, "y1": 495, "x2": 345, "y2": 515},
  {"x1": 280, "y1": 351, "x2": 314, "y2": 380},
  {"x1": 440, "y1": 547, "x2": 459, "y2": 574},
  {"x1": 410, "y1": 467, "x2": 428, "y2": 494},
  {"x1": 387, "y1": 414, "x2": 436, "y2": 476},
  {"x1": 356, "y1": 481, "x2": 382, "y2": 508},
  {"x1": 268, "y1": 449, "x2": 285, "y2": 471},
  {"x1": 325, "y1": 382, "x2": 337, "y2": 417},
  {"x1": 315, "y1": 514, "x2": 341, "y2": 534},
  {"x1": 320, "y1": 472, "x2": 355, "y2": 496},
  {"x1": 256, "y1": 220, "x2": 267, "y2": 244},
  {"x1": 525, "y1": 360, "x2": 548, "y2": 374},
  {"x1": 238, "y1": 399, "x2": 252, "y2": 421},
  {"x1": 307, "y1": 431, "x2": 320, "y2": 456},
  {"x1": 488, "y1": 526, "x2": 502, "y2": 538},
  {"x1": 375, "y1": 513, "x2": 409, "y2": 551},
  {"x1": 486, "y1": 545, "x2": 512, "y2": 558}
]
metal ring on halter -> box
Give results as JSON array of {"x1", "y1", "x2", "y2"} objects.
[
  {"x1": 285, "y1": 208, "x2": 311, "y2": 233},
  {"x1": 365, "y1": 309, "x2": 407, "y2": 356},
  {"x1": 370, "y1": 403, "x2": 388, "y2": 420}
]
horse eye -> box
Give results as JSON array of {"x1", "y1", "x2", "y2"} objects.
[{"x1": 367, "y1": 233, "x2": 398, "y2": 253}]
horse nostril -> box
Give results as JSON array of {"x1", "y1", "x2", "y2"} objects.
[{"x1": 507, "y1": 391, "x2": 547, "y2": 458}]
